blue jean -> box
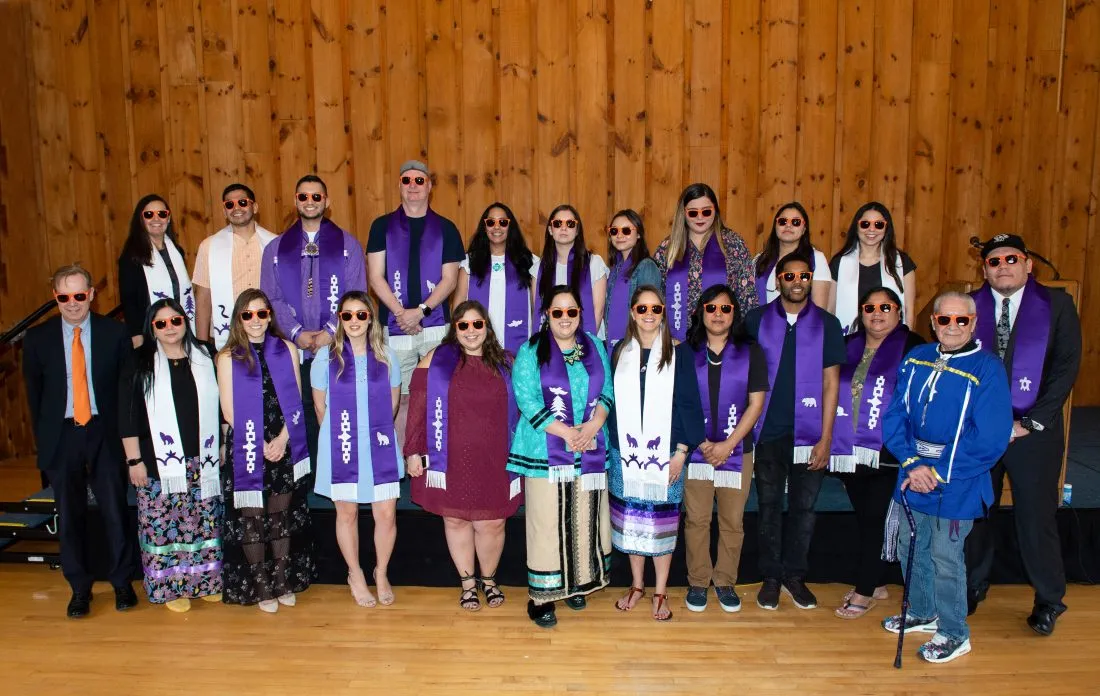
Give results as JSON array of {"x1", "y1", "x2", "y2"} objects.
[{"x1": 899, "y1": 507, "x2": 973, "y2": 641}]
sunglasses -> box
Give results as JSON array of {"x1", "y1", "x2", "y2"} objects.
[
  {"x1": 862, "y1": 303, "x2": 897, "y2": 314},
  {"x1": 339, "y1": 310, "x2": 371, "y2": 322},
  {"x1": 704, "y1": 303, "x2": 734, "y2": 315},
  {"x1": 455, "y1": 319, "x2": 486, "y2": 331},
  {"x1": 223, "y1": 199, "x2": 252, "y2": 210},
  {"x1": 633, "y1": 304, "x2": 664, "y2": 315},
  {"x1": 240, "y1": 309, "x2": 271, "y2": 321},
  {"x1": 152, "y1": 316, "x2": 185, "y2": 330},
  {"x1": 142, "y1": 209, "x2": 170, "y2": 220},
  {"x1": 776, "y1": 217, "x2": 803, "y2": 228},
  {"x1": 550, "y1": 219, "x2": 578, "y2": 229},
  {"x1": 780, "y1": 271, "x2": 813, "y2": 282},
  {"x1": 54, "y1": 292, "x2": 90, "y2": 303},
  {"x1": 296, "y1": 192, "x2": 324, "y2": 203},
  {"x1": 401, "y1": 176, "x2": 427, "y2": 186},
  {"x1": 484, "y1": 218, "x2": 510, "y2": 229},
  {"x1": 549, "y1": 307, "x2": 580, "y2": 319},
  {"x1": 859, "y1": 219, "x2": 887, "y2": 230},
  {"x1": 685, "y1": 208, "x2": 714, "y2": 219},
  {"x1": 985, "y1": 254, "x2": 1023, "y2": 268},
  {"x1": 608, "y1": 226, "x2": 635, "y2": 237},
  {"x1": 933, "y1": 314, "x2": 974, "y2": 327}
]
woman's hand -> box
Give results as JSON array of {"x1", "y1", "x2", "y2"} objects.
[
  {"x1": 668, "y1": 451, "x2": 687, "y2": 483},
  {"x1": 406, "y1": 455, "x2": 425, "y2": 478},
  {"x1": 129, "y1": 462, "x2": 149, "y2": 488},
  {"x1": 264, "y1": 432, "x2": 289, "y2": 462},
  {"x1": 575, "y1": 420, "x2": 601, "y2": 452}
]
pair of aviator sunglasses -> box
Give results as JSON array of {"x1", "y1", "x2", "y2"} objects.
[
  {"x1": 455, "y1": 319, "x2": 485, "y2": 331},
  {"x1": 339, "y1": 310, "x2": 371, "y2": 322},
  {"x1": 240, "y1": 309, "x2": 270, "y2": 321},
  {"x1": 933, "y1": 314, "x2": 974, "y2": 327},
  {"x1": 985, "y1": 254, "x2": 1023, "y2": 268},
  {"x1": 633, "y1": 304, "x2": 664, "y2": 315},
  {"x1": 705, "y1": 303, "x2": 734, "y2": 315},
  {"x1": 55, "y1": 292, "x2": 90, "y2": 303},
  {"x1": 781, "y1": 271, "x2": 813, "y2": 282},
  {"x1": 152, "y1": 316, "x2": 185, "y2": 330},
  {"x1": 142, "y1": 209, "x2": 170, "y2": 220},
  {"x1": 862, "y1": 303, "x2": 897, "y2": 314},
  {"x1": 549, "y1": 307, "x2": 580, "y2": 319}
]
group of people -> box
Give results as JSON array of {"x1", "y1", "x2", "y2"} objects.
[{"x1": 21, "y1": 160, "x2": 1080, "y2": 666}]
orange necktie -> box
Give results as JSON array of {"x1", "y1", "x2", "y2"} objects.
[{"x1": 72, "y1": 326, "x2": 91, "y2": 425}]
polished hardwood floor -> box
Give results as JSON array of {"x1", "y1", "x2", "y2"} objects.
[{"x1": 1, "y1": 564, "x2": 1098, "y2": 695}]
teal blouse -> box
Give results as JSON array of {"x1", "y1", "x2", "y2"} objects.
[{"x1": 506, "y1": 331, "x2": 615, "y2": 478}]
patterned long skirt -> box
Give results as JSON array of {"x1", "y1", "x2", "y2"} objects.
[{"x1": 136, "y1": 457, "x2": 223, "y2": 603}]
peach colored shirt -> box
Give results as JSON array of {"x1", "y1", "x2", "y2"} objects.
[{"x1": 192, "y1": 228, "x2": 267, "y2": 293}]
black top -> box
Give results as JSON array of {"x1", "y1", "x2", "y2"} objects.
[
  {"x1": 607, "y1": 344, "x2": 706, "y2": 456},
  {"x1": 705, "y1": 343, "x2": 770, "y2": 453},
  {"x1": 828, "y1": 250, "x2": 917, "y2": 308},
  {"x1": 119, "y1": 354, "x2": 206, "y2": 479},
  {"x1": 743, "y1": 305, "x2": 847, "y2": 442},
  {"x1": 118, "y1": 246, "x2": 187, "y2": 339},
  {"x1": 367, "y1": 212, "x2": 466, "y2": 324}
]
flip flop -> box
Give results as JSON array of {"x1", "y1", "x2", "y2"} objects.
[
  {"x1": 843, "y1": 586, "x2": 889, "y2": 603},
  {"x1": 834, "y1": 599, "x2": 875, "y2": 619}
]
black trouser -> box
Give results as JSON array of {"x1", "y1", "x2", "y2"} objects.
[
  {"x1": 755, "y1": 435, "x2": 825, "y2": 579},
  {"x1": 47, "y1": 418, "x2": 135, "y2": 593},
  {"x1": 965, "y1": 429, "x2": 1066, "y2": 610},
  {"x1": 837, "y1": 465, "x2": 897, "y2": 597},
  {"x1": 300, "y1": 359, "x2": 319, "y2": 479}
]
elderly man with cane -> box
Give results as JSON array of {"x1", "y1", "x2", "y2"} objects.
[{"x1": 879, "y1": 292, "x2": 1012, "y2": 664}]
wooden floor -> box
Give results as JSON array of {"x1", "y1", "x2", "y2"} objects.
[{"x1": 1, "y1": 566, "x2": 1098, "y2": 695}]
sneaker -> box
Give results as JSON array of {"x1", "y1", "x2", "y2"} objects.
[
  {"x1": 685, "y1": 586, "x2": 709, "y2": 612},
  {"x1": 882, "y1": 613, "x2": 939, "y2": 634},
  {"x1": 918, "y1": 633, "x2": 972, "y2": 663},
  {"x1": 781, "y1": 577, "x2": 818, "y2": 609},
  {"x1": 715, "y1": 586, "x2": 741, "y2": 613},
  {"x1": 757, "y1": 578, "x2": 781, "y2": 610}
]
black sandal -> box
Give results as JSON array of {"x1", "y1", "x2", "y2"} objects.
[
  {"x1": 479, "y1": 575, "x2": 505, "y2": 608},
  {"x1": 459, "y1": 574, "x2": 480, "y2": 612}
]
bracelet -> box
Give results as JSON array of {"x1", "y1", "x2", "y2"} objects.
[{"x1": 127, "y1": 458, "x2": 143, "y2": 468}]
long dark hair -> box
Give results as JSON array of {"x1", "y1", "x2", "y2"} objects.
[
  {"x1": 611, "y1": 285, "x2": 673, "y2": 371},
  {"x1": 121, "y1": 194, "x2": 182, "y2": 267},
  {"x1": 666, "y1": 183, "x2": 731, "y2": 263},
  {"x1": 537, "y1": 204, "x2": 590, "y2": 304},
  {"x1": 219, "y1": 289, "x2": 287, "y2": 373},
  {"x1": 756, "y1": 201, "x2": 814, "y2": 278},
  {"x1": 853, "y1": 285, "x2": 904, "y2": 335},
  {"x1": 441, "y1": 300, "x2": 512, "y2": 374},
  {"x1": 831, "y1": 201, "x2": 903, "y2": 288},
  {"x1": 605, "y1": 208, "x2": 650, "y2": 272},
  {"x1": 686, "y1": 284, "x2": 745, "y2": 351},
  {"x1": 466, "y1": 202, "x2": 533, "y2": 290},
  {"x1": 530, "y1": 285, "x2": 581, "y2": 366},
  {"x1": 134, "y1": 298, "x2": 211, "y2": 397}
]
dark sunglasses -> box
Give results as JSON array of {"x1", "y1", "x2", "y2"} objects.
[
  {"x1": 339, "y1": 310, "x2": 371, "y2": 322},
  {"x1": 862, "y1": 303, "x2": 897, "y2": 314},
  {"x1": 455, "y1": 319, "x2": 486, "y2": 331},
  {"x1": 484, "y1": 218, "x2": 510, "y2": 229},
  {"x1": 549, "y1": 307, "x2": 580, "y2": 319},
  {"x1": 54, "y1": 292, "x2": 90, "y2": 303},
  {"x1": 633, "y1": 304, "x2": 664, "y2": 315},
  {"x1": 223, "y1": 199, "x2": 252, "y2": 210},
  {"x1": 608, "y1": 226, "x2": 635, "y2": 237},
  {"x1": 985, "y1": 254, "x2": 1023, "y2": 268},
  {"x1": 296, "y1": 192, "x2": 324, "y2": 203},
  {"x1": 859, "y1": 219, "x2": 887, "y2": 230},
  {"x1": 142, "y1": 209, "x2": 170, "y2": 220},
  {"x1": 781, "y1": 271, "x2": 813, "y2": 282},
  {"x1": 776, "y1": 217, "x2": 803, "y2": 228},
  {"x1": 401, "y1": 176, "x2": 427, "y2": 186},
  {"x1": 685, "y1": 208, "x2": 714, "y2": 219},
  {"x1": 550, "y1": 219, "x2": 578, "y2": 229},
  {"x1": 240, "y1": 309, "x2": 270, "y2": 321},
  {"x1": 704, "y1": 303, "x2": 734, "y2": 315},
  {"x1": 152, "y1": 316, "x2": 185, "y2": 330},
  {"x1": 933, "y1": 314, "x2": 974, "y2": 327}
]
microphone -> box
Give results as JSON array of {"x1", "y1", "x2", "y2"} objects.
[{"x1": 970, "y1": 235, "x2": 1063, "y2": 280}]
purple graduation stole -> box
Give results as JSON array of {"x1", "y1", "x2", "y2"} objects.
[
  {"x1": 972, "y1": 277, "x2": 1050, "y2": 417},
  {"x1": 539, "y1": 331, "x2": 607, "y2": 489},
  {"x1": 755, "y1": 299, "x2": 826, "y2": 462},
  {"x1": 467, "y1": 257, "x2": 530, "y2": 355},
  {"x1": 385, "y1": 206, "x2": 446, "y2": 335},
  {"x1": 689, "y1": 342, "x2": 751, "y2": 488},
  {"x1": 276, "y1": 218, "x2": 347, "y2": 325},
  {"x1": 327, "y1": 343, "x2": 400, "y2": 501},
  {"x1": 230, "y1": 335, "x2": 310, "y2": 508},
  {"x1": 829, "y1": 326, "x2": 908, "y2": 472},
  {"x1": 535, "y1": 250, "x2": 597, "y2": 333},
  {"x1": 424, "y1": 343, "x2": 522, "y2": 497},
  {"x1": 605, "y1": 256, "x2": 635, "y2": 346},
  {"x1": 665, "y1": 234, "x2": 726, "y2": 341}
]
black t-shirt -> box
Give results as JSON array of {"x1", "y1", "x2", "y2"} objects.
[
  {"x1": 828, "y1": 250, "x2": 917, "y2": 306},
  {"x1": 743, "y1": 305, "x2": 847, "y2": 443},
  {"x1": 705, "y1": 342, "x2": 770, "y2": 453},
  {"x1": 367, "y1": 212, "x2": 466, "y2": 324}
]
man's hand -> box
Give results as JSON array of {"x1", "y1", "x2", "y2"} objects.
[
  {"x1": 313, "y1": 331, "x2": 333, "y2": 348},
  {"x1": 1011, "y1": 420, "x2": 1029, "y2": 442},
  {"x1": 807, "y1": 438, "x2": 831, "y2": 471},
  {"x1": 902, "y1": 465, "x2": 939, "y2": 494}
]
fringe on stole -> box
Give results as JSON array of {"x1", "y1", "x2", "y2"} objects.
[
  {"x1": 580, "y1": 471, "x2": 607, "y2": 492},
  {"x1": 160, "y1": 474, "x2": 188, "y2": 496},
  {"x1": 509, "y1": 477, "x2": 523, "y2": 500},
  {"x1": 199, "y1": 474, "x2": 221, "y2": 501},
  {"x1": 688, "y1": 462, "x2": 714, "y2": 481},
  {"x1": 830, "y1": 447, "x2": 882, "y2": 474},
  {"x1": 548, "y1": 465, "x2": 578, "y2": 484},
  {"x1": 329, "y1": 482, "x2": 358, "y2": 501},
  {"x1": 881, "y1": 499, "x2": 902, "y2": 562},
  {"x1": 425, "y1": 469, "x2": 447, "y2": 490},
  {"x1": 623, "y1": 479, "x2": 668, "y2": 502},
  {"x1": 713, "y1": 470, "x2": 742, "y2": 489},
  {"x1": 233, "y1": 490, "x2": 264, "y2": 509},
  {"x1": 793, "y1": 445, "x2": 815, "y2": 465},
  {"x1": 373, "y1": 481, "x2": 401, "y2": 501},
  {"x1": 688, "y1": 462, "x2": 742, "y2": 489},
  {"x1": 293, "y1": 458, "x2": 311, "y2": 482}
]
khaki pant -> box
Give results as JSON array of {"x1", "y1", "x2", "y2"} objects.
[{"x1": 682, "y1": 451, "x2": 754, "y2": 588}]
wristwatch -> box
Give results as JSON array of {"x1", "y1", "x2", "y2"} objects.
[
  {"x1": 418, "y1": 303, "x2": 432, "y2": 316},
  {"x1": 1020, "y1": 417, "x2": 1045, "y2": 433},
  {"x1": 127, "y1": 458, "x2": 143, "y2": 468}
]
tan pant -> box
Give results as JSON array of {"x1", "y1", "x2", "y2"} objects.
[{"x1": 682, "y1": 451, "x2": 755, "y2": 588}]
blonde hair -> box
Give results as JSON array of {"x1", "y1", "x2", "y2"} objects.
[
  {"x1": 665, "y1": 183, "x2": 730, "y2": 265},
  {"x1": 51, "y1": 263, "x2": 93, "y2": 290},
  {"x1": 332, "y1": 291, "x2": 387, "y2": 381}
]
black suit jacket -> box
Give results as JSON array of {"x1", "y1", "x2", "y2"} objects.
[{"x1": 22, "y1": 313, "x2": 132, "y2": 472}]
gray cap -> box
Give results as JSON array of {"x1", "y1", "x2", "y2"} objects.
[{"x1": 399, "y1": 159, "x2": 429, "y2": 176}]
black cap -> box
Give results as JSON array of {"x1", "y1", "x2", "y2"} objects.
[{"x1": 980, "y1": 233, "x2": 1028, "y2": 259}]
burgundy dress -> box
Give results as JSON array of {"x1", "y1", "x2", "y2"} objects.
[{"x1": 407, "y1": 356, "x2": 522, "y2": 520}]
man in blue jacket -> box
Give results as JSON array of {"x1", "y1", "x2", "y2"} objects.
[{"x1": 880, "y1": 292, "x2": 1011, "y2": 664}]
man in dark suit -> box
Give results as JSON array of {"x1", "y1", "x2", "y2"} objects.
[
  {"x1": 965, "y1": 234, "x2": 1082, "y2": 636},
  {"x1": 22, "y1": 264, "x2": 138, "y2": 617}
]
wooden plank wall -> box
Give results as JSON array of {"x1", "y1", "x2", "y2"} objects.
[{"x1": 2, "y1": 0, "x2": 1100, "y2": 411}]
